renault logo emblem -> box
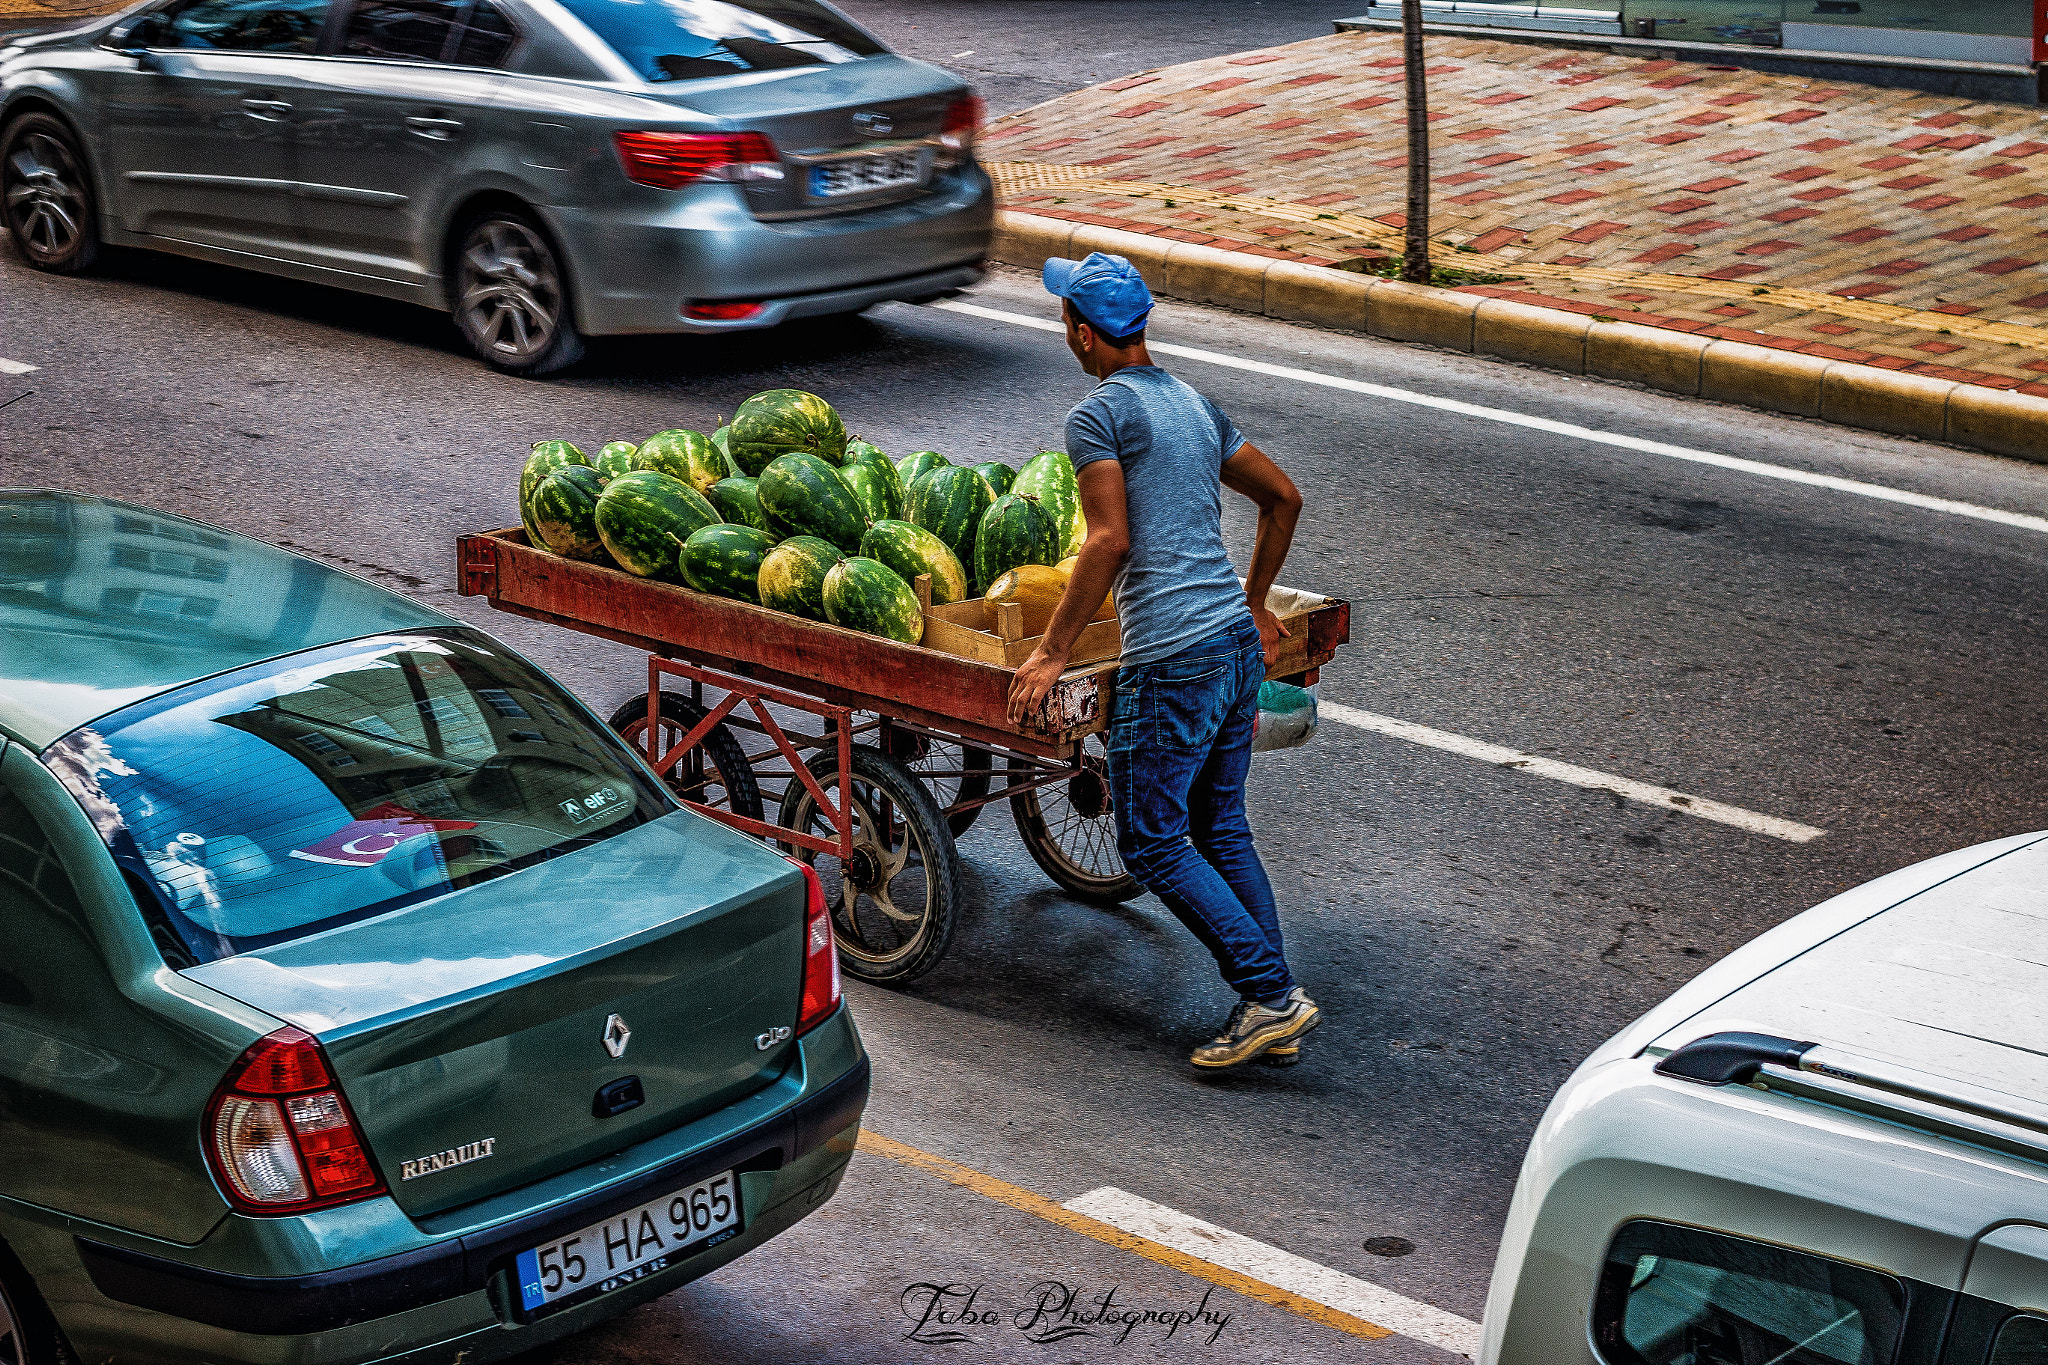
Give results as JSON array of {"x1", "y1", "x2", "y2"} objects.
[
  {"x1": 852, "y1": 110, "x2": 892, "y2": 137},
  {"x1": 602, "y1": 1013, "x2": 631, "y2": 1059}
]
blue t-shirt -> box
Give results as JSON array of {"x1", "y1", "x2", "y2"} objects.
[{"x1": 1065, "y1": 366, "x2": 1250, "y2": 666}]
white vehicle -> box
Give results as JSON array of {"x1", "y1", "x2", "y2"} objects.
[{"x1": 1481, "y1": 831, "x2": 2048, "y2": 1365}]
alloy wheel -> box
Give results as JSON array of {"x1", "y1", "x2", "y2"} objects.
[
  {"x1": 456, "y1": 218, "x2": 565, "y2": 367},
  {"x1": 4, "y1": 130, "x2": 86, "y2": 265},
  {"x1": 0, "y1": 1275, "x2": 25, "y2": 1365}
]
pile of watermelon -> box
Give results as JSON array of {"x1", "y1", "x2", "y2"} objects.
[{"x1": 517, "y1": 389, "x2": 1086, "y2": 647}]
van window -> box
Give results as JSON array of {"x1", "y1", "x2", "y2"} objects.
[
  {"x1": 1991, "y1": 1315, "x2": 2048, "y2": 1364},
  {"x1": 1594, "y1": 1222, "x2": 1905, "y2": 1365}
]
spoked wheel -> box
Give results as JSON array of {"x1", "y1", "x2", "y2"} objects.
[
  {"x1": 2, "y1": 112, "x2": 99, "y2": 273},
  {"x1": 1009, "y1": 733, "x2": 1144, "y2": 904},
  {"x1": 889, "y1": 729, "x2": 992, "y2": 837},
  {"x1": 779, "y1": 744, "x2": 960, "y2": 985},
  {"x1": 452, "y1": 209, "x2": 584, "y2": 376},
  {"x1": 608, "y1": 693, "x2": 765, "y2": 823}
]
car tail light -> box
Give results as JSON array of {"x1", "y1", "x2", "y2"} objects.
[
  {"x1": 938, "y1": 94, "x2": 983, "y2": 164},
  {"x1": 613, "y1": 130, "x2": 784, "y2": 189},
  {"x1": 685, "y1": 300, "x2": 765, "y2": 321},
  {"x1": 789, "y1": 859, "x2": 841, "y2": 1034},
  {"x1": 205, "y1": 1027, "x2": 386, "y2": 1215}
]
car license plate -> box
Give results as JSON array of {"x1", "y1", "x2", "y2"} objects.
[
  {"x1": 810, "y1": 150, "x2": 923, "y2": 198},
  {"x1": 513, "y1": 1169, "x2": 741, "y2": 1315}
]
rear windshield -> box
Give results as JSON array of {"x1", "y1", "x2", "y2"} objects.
[
  {"x1": 552, "y1": 0, "x2": 883, "y2": 84},
  {"x1": 43, "y1": 630, "x2": 672, "y2": 965}
]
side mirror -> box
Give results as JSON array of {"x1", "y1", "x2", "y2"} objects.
[{"x1": 104, "y1": 17, "x2": 161, "y2": 65}]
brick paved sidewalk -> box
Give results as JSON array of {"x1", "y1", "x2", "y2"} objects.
[{"x1": 987, "y1": 30, "x2": 2048, "y2": 397}]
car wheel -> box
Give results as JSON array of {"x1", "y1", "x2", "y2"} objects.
[
  {"x1": 0, "y1": 1241, "x2": 70, "y2": 1365},
  {"x1": 2, "y1": 112, "x2": 100, "y2": 275},
  {"x1": 451, "y1": 208, "x2": 583, "y2": 377}
]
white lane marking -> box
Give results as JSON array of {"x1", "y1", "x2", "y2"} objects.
[
  {"x1": 951, "y1": 48, "x2": 975, "y2": 57},
  {"x1": 1320, "y1": 700, "x2": 1826, "y2": 842},
  {"x1": 933, "y1": 300, "x2": 2048, "y2": 538},
  {"x1": 0, "y1": 358, "x2": 38, "y2": 375},
  {"x1": 1064, "y1": 1187, "x2": 1481, "y2": 1358}
]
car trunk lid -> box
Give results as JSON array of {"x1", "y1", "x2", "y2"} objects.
[
  {"x1": 184, "y1": 812, "x2": 806, "y2": 1216},
  {"x1": 638, "y1": 56, "x2": 967, "y2": 220}
]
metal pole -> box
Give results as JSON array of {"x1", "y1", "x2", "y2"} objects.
[{"x1": 1401, "y1": 0, "x2": 1431, "y2": 285}]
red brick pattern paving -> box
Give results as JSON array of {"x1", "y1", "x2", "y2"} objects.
[{"x1": 990, "y1": 29, "x2": 2048, "y2": 392}]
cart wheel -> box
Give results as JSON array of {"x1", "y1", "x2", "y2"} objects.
[
  {"x1": 778, "y1": 744, "x2": 960, "y2": 985},
  {"x1": 608, "y1": 693, "x2": 764, "y2": 823},
  {"x1": 899, "y1": 736, "x2": 992, "y2": 837},
  {"x1": 1008, "y1": 734, "x2": 1145, "y2": 904}
]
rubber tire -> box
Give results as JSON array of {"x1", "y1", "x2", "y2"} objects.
[
  {"x1": 778, "y1": 743, "x2": 960, "y2": 986},
  {"x1": 0, "y1": 1239, "x2": 71, "y2": 1365},
  {"x1": 450, "y1": 206, "x2": 585, "y2": 377},
  {"x1": 2, "y1": 112, "x2": 100, "y2": 275},
  {"x1": 607, "y1": 693, "x2": 764, "y2": 823},
  {"x1": 1007, "y1": 744, "x2": 1145, "y2": 905}
]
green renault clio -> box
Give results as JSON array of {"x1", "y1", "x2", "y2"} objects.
[{"x1": 0, "y1": 489, "x2": 866, "y2": 1363}]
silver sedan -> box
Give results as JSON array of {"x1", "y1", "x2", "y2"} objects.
[{"x1": 1, "y1": 0, "x2": 993, "y2": 373}]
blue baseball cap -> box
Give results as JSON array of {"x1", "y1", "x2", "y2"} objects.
[{"x1": 1042, "y1": 252, "x2": 1153, "y2": 339}]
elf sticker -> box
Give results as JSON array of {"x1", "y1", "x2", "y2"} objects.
[{"x1": 290, "y1": 801, "x2": 477, "y2": 867}]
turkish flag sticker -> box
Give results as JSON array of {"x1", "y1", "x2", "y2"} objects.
[{"x1": 290, "y1": 802, "x2": 478, "y2": 868}]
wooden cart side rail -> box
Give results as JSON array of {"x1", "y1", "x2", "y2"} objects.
[{"x1": 457, "y1": 528, "x2": 1106, "y2": 749}]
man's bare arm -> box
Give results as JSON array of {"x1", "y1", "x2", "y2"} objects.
[
  {"x1": 1006, "y1": 461, "x2": 1131, "y2": 724},
  {"x1": 1221, "y1": 441, "x2": 1303, "y2": 666}
]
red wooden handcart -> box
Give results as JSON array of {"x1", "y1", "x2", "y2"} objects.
[{"x1": 459, "y1": 527, "x2": 1349, "y2": 984}]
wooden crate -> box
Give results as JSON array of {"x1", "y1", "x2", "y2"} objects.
[{"x1": 918, "y1": 591, "x2": 1124, "y2": 668}]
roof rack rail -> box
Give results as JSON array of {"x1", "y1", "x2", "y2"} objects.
[{"x1": 1656, "y1": 1030, "x2": 2048, "y2": 1161}]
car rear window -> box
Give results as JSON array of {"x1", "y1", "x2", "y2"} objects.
[
  {"x1": 1593, "y1": 1221, "x2": 1905, "y2": 1365},
  {"x1": 552, "y1": 0, "x2": 883, "y2": 84},
  {"x1": 42, "y1": 630, "x2": 672, "y2": 965}
]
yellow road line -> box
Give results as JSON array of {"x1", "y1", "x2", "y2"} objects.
[
  {"x1": 987, "y1": 161, "x2": 2048, "y2": 354},
  {"x1": 855, "y1": 1128, "x2": 1395, "y2": 1342}
]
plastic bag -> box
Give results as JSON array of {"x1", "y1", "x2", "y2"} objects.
[{"x1": 1252, "y1": 680, "x2": 1319, "y2": 753}]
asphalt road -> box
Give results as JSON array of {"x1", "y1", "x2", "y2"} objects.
[
  {"x1": 837, "y1": 0, "x2": 1343, "y2": 116},
  {"x1": 11, "y1": 231, "x2": 2048, "y2": 1359}
]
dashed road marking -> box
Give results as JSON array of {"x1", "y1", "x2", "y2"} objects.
[
  {"x1": 1064, "y1": 1187, "x2": 1481, "y2": 1358},
  {"x1": 0, "y1": 359, "x2": 38, "y2": 375},
  {"x1": 1320, "y1": 700, "x2": 1826, "y2": 843},
  {"x1": 933, "y1": 299, "x2": 2048, "y2": 539},
  {"x1": 858, "y1": 1129, "x2": 1407, "y2": 1345}
]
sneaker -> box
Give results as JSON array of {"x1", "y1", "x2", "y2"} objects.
[
  {"x1": 1190, "y1": 990, "x2": 1320, "y2": 1069},
  {"x1": 1257, "y1": 989, "x2": 1314, "y2": 1068}
]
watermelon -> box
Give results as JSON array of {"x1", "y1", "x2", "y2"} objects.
[
  {"x1": 758, "y1": 452, "x2": 868, "y2": 552},
  {"x1": 634, "y1": 429, "x2": 724, "y2": 495},
  {"x1": 680, "y1": 523, "x2": 777, "y2": 601},
  {"x1": 971, "y1": 461, "x2": 1016, "y2": 498},
  {"x1": 728, "y1": 389, "x2": 846, "y2": 476},
  {"x1": 841, "y1": 459, "x2": 902, "y2": 525},
  {"x1": 710, "y1": 424, "x2": 742, "y2": 477},
  {"x1": 897, "y1": 450, "x2": 948, "y2": 488},
  {"x1": 594, "y1": 441, "x2": 638, "y2": 482},
  {"x1": 520, "y1": 441, "x2": 589, "y2": 546},
  {"x1": 595, "y1": 470, "x2": 718, "y2": 578},
  {"x1": 823, "y1": 557, "x2": 924, "y2": 644},
  {"x1": 845, "y1": 437, "x2": 891, "y2": 467},
  {"x1": 706, "y1": 476, "x2": 769, "y2": 531},
  {"x1": 757, "y1": 536, "x2": 844, "y2": 620},
  {"x1": 530, "y1": 465, "x2": 610, "y2": 563},
  {"x1": 1017, "y1": 449, "x2": 1086, "y2": 557},
  {"x1": 973, "y1": 492, "x2": 1061, "y2": 593},
  {"x1": 905, "y1": 465, "x2": 995, "y2": 578},
  {"x1": 861, "y1": 519, "x2": 969, "y2": 606}
]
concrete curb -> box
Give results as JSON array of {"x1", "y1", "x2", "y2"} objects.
[{"x1": 991, "y1": 210, "x2": 2048, "y2": 464}]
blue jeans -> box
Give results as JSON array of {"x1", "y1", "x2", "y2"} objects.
[{"x1": 1108, "y1": 615, "x2": 1295, "y2": 1004}]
